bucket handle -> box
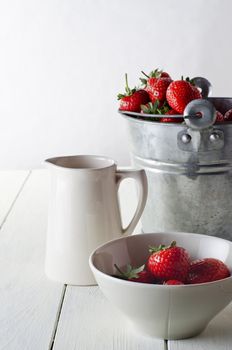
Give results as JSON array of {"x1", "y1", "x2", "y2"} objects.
[
  {"x1": 192, "y1": 77, "x2": 212, "y2": 98},
  {"x1": 184, "y1": 99, "x2": 216, "y2": 131}
]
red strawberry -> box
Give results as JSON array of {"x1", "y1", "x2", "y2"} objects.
[
  {"x1": 160, "y1": 117, "x2": 183, "y2": 123},
  {"x1": 215, "y1": 111, "x2": 224, "y2": 123},
  {"x1": 165, "y1": 109, "x2": 180, "y2": 115},
  {"x1": 224, "y1": 109, "x2": 232, "y2": 121},
  {"x1": 145, "y1": 78, "x2": 172, "y2": 103},
  {"x1": 140, "y1": 69, "x2": 172, "y2": 103},
  {"x1": 164, "y1": 280, "x2": 184, "y2": 285},
  {"x1": 114, "y1": 264, "x2": 155, "y2": 284},
  {"x1": 187, "y1": 258, "x2": 230, "y2": 284},
  {"x1": 191, "y1": 85, "x2": 202, "y2": 99},
  {"x1": 129, "y1": 270, "x2": 155, "y2": 283},
  {"x1": 147, "y1": 241, "x2": 190, "y2": 282},
  {"x1": 118, "y1": 74, "x2": 150, "y2": 112},
  {"x1": 166, "y1": 80, "x2": 202, "y2": 114},
  {"x1": 160, "y1": 71, "x2": 171, "y2": 78},
  {"x1": 160, "y1": 108, "x2": 183, "y2": 123}
]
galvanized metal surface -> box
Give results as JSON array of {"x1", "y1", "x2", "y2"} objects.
[
  {"x1": 192, "y1": 77, "x2": 212, "y2": 98},
  {"x1": 120, "y1": 97, "x2": 232, "y2": 239}
]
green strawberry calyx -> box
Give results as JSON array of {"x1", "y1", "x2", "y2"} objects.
[
  {"x1": 141, "y1": 101, "x2": 160, "y2": 114},
  {"x1": 181, "y1": 76, "x2": 195, "y2": 86},
  {"x1": 149, "y1": 241, "x2": 176, "y2": 254},
  {"x1": 117, "y1": 73, "x2": 137, "y2": 100},
  {"x1": 140, "y1": 68, "x2": 163, "y2": 86},
  {"x1": 114, "y1": 263, "x2": 145, "y2": 280},
  {"x1": 141, "y1": 101, "x2": 170, "y2": 115}
]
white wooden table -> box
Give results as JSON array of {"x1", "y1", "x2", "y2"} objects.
[{"x1": 0, "y1": 169, "x2": 232, "y2": 350}]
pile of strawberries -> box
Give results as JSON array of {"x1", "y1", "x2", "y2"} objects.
[
  {"x1": 114, "y1": 241, "x2": 231, "y2": 285},
  {"x1": 117, "y1": 69, "x2": 232, "y2": 123}
]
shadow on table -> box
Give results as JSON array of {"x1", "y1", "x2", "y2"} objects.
[{"x1": 170, "y1": 303, "x2": 232, "y2": 349}]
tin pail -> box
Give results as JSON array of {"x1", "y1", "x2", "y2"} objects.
[{"x1": 120, "y1": 87, "x2": 232, "y2": 239}]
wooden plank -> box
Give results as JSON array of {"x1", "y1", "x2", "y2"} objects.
[
  {"x1": 168, "y1": 303, "x2": 232, "y2": 350},
  {"x1": 0, "y1": 170, "x2": 30, "y2": 227},
  {"x1": 53, "y1": 286, "x2": 165, "y2": 350},
  {"x1": 0, "y1": 170, "x2": 64, "y2": 350}
]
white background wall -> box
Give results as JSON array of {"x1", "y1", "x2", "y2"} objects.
[{"x1": 0, "y1": 0, "x2": 231, "y2": 169}]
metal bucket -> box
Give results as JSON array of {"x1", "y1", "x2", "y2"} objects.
[{"x1": 120, "y1": 96, "x2": 232, "y2": 240}]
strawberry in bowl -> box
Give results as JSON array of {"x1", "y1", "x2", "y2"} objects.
[
  {"x1": 147, "y1": 241, "x2": 190, "y2": 282},
  {"x1": 187, "y1": 258, "x2": 230, "y2": 284},
  {"x1": 89, "y1": 232, "x2": 232, "y2": 340},
  {"x1": 112, "y1": 239, "x2": 230, "y2": 286}
]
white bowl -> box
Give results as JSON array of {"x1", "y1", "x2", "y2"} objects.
[{"x1": 89, "y1": 232, "x2": 232, "y2": 340}]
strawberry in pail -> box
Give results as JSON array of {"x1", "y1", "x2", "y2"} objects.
[{"x1": 118, "y1": 69, "x2": 232, "y2": 239}]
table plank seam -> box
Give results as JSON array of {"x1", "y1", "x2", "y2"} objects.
[
  {"x1": 48, "y1": 284, "x2": 67, "y2": 350},
  {"x1": 0, "y1": 170, "x2": 31, "y2": 230}
]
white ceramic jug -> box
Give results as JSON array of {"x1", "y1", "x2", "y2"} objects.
[{"x1": 45, "y1": 155, "x2": 147, "y2": 285}]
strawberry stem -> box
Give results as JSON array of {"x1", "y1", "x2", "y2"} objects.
[
  {"x1": 114, "y1": 263, "x2": 125, "y2": 276},
  {"x1": 117, "y1": 74, "x2": 136, "y2": 99},
  {"x1": 181, "y1": 76, "x2": 195, "y2": 85},
  {"x1": 170, "y1": 241, "x2": 176, "y2": 248},
  {"x1": 141, "y1": 71, "x2": 150, "y2": 79},
  {"x1": 125, "y1": 73, "x2": 131, "y2": 95}
]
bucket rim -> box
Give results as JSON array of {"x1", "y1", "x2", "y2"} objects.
[{"x1": 119, "y1": 97, "x2": 232, "y2": 126}]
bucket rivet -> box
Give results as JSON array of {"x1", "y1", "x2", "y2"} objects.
[
  {"x1": 181, "y1": 134, "x2": 191, "y2": 144},
  {"x1": 209, "y1": 132, "x2": 220, "y2": 142}
]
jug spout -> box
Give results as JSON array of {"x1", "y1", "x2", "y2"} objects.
[
  {"x1": 45, "y1": 157, "x2": 58, "y2": 167},
  {"x1": 44, "y1": 156, "x2": 79, "y2": 169}
]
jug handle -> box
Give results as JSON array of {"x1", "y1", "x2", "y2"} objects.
[{"x1": 116, "y1": 169, "x2": 148, "y2": 235}]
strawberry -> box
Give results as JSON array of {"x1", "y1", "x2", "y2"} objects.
[
  {"x1": 160, "y1": 116, "x2": 183, "y2": 123},
  {"x1": 165, "y1": 109, "x2": 180, "y2": 115},
  {"x1": 114, "y1": 264, "x2": 155, "y2": 284},
  {"x1": 160, "y1": 71, "x2": 171, "y2": 78},
  {"x1": 191, "y1": 85, "x2": 202, "y2": 99},
  {"x1": 166, "y1": 80, "x2": 202, "y2": 114},
  {"x1": 224, "y1": 109, "x2": 232, "y2": 121},
  {"x1": 186, "y1": 77, "x2": 202, "y2": 99},
  {"x1": 145, "y1": 78, "x2": 171, "y2": 103},
  {"x1": 118, "y1": 74, "x2": 150, "y2": 112},
  {"x1": 215, "y1": 111, "x2": 224, "y2": 123},
  {"x1": 164, "y1": 280, "x2": 184, "y2": 285},
  {"x1": 140, "y1": 69, "x2": 172, "y2": 104},
  {"x1": 160, "y1": 108, "x2": 183, "y2": 123},
  {"x1": 147, "y1": 241, "x2": 190, "y2": 282},
  {"x1": 187, "y1": 258, "x2": 230, "y2": 284}
]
